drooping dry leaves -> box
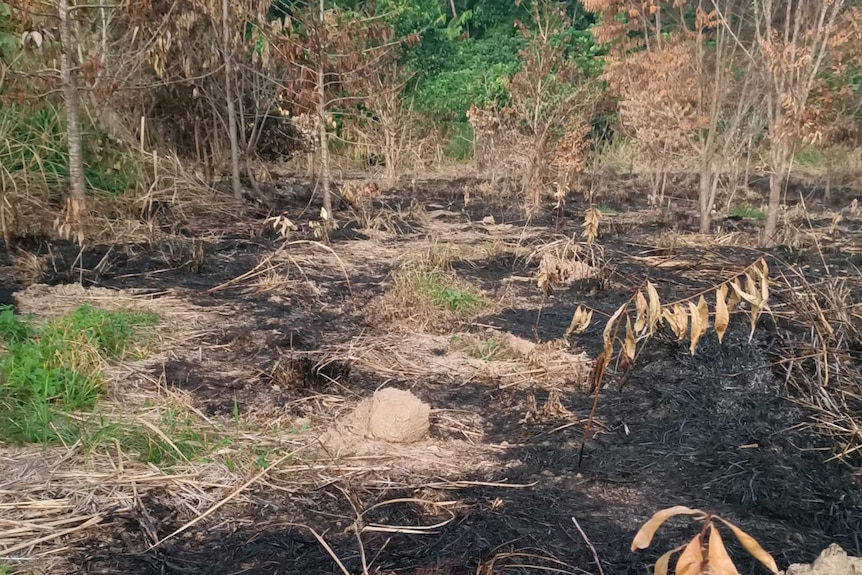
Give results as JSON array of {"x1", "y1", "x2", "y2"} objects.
[
  {"x1": 716, "y1": 517, "x2": 780, "y2": 574},
  {"x1": 632, "y1": 507, "x2": 779, "y2": 575},
  {"x1": 565, "y1": 305, "x2": 593, "y2": 337},
  {"x1": 630, "y1": 506, "x2": 701, "y2": 551},
  {"x1": 714, "y1": 284, "x2": 730, "y2": 343},
  {"x1": 653, "y1": 544, "x2": 686, "y2": 575},
  {"x1": 582, "y1": 207, "x2": 601, "y2": 245},
  {"x1": 708, "y1": 524, "x2": 740, "y2": 575},
  {"x1": 566, "y1": 258, "x2": 772, "y2": 380},
  {"x1": 674, "y1": 533, "x2": 704, "y2": 575}
]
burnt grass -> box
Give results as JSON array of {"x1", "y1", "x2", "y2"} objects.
[{"x1": 3, "y1": 176, "x2": 862, "y2": 574}]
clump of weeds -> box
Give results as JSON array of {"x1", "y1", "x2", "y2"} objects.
[{"x1": 0, "y1": 304, "x2": 160, "y2": 444}]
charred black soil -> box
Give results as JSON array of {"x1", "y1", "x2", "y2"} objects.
[{"x1": 2, "y1": 177, "x2": 861, "y2": 575}]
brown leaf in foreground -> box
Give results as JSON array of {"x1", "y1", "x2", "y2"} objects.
[
  {"x1": 653, "y1": 544, "x2": 686, "y2": 575},
  {"x1": 675, "y1": 534, "x2": 705, "y2": 575},
  {"x1": 688, "y1": 300, "x2": 704, "y2": 355},
  {"x1": 715, "y1": 284, "x2": 730, "y2": 343},
  {"x1": 630, "y1": 506, "x2": 701, "y2": 551},
  {"x1": 717, "y1": 517, "x2": 779, "y2": 574},
  {"x1": 708, "y1": 523, "x2": 740, "y2": 575}
]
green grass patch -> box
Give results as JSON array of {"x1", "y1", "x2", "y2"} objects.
[
  {"x1": 728, "y1": 206, "x2": 766, "y2": 221},
  {"x1": 794, "y1": 144, "x2": 824, "y2": 168},
  {"x1": 87, "y1": 410, "x2": 227, "y2": 466},
  {"x1": 0, "y1": 102, "x2": 135, "y2": 196},
  {"x1": 0, "y1": 304, "x2": 160, "y2": 444},
  {"x1": 410, "y1": 271, "x2": 485, "y2": 313}
]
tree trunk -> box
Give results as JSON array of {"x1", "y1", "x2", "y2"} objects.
[
  {"x1": 316, "y1": 0, "x2": 332, "y2": 216},
  {"x1": 221, "y1": 0, "x2": 242, "y2": 199},
  {"x1": 698, "y1": 165, "x2": 713, "y2": 234},
  {"x1": 59, "y1": 0, "x2": 87, "y2": 243}
]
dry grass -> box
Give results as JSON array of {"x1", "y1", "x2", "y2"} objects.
[
  {"x1": 2, "y1": 149, "x2": 252, "y2": 246},
  {"x1": 365, "y1": 266, "x2": 504, "y2": 334},
  {"x1": 772, "y1": 271, "x2": 862, "y2": 468}
]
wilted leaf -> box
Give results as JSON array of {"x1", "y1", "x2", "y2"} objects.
[
  {"x1": 715, "y1": 284, "x2": 729, "y2": 343},
  {"x1": 675, "y1": 534, "x2": 705, "y2": 575},
  {"x1": 603, "y1": 302, "x2": 628, "y2": 352},
  {"x1": 757, "y1": 266, "x2": 770, "y2": 310},
  {"x1": 634, "y1": 290, "x2": 648, "y2": 333},
  {"x1": 631, "y1": 506, "x2": 701, "y2": 551},
  {"x1": 717, "y1": 517, "x2": 779, "y2": 574},
  {"x1": 624, "y1": 315, "x2": 636, "y2": 361},
  {"x1": 646, "y1": 281, "x2": 661, "y2": 333},
  {"x1": 662, "y1": 303, "x2": 689, "y2": 341},
  {"x1": 745, "y1": 272, "x2": 759, "y2": 305},
  {"x1": 688, "y1": 300, "x2": 705, "y2": 355},
  {"x1": 653, "y1": 545, "x2": 686, "y2": 575},
  {"x1": 726, "y1": 280, "x2": 742, "y2": 311},
  {"x1": 566, "y1": 305, "x2": 593, "y2": 337},
  {"x1": 708, "y1": 524, "x2": 740, "y2": 575},
  {"x1": 729, "y1": 278, "x2": 758, "y2": 306}
]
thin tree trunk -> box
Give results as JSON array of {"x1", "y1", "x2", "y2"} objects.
[
  {"x1": 316, "y1": 0, "x2": 332, "y2": 215},
  {"x1": 221, "y1": 0, "x2": 242, "y2": 199},
  {"x1": 698, "y1": 163, "x2": 713, "y2": 233},
  {"x1": 59, "y1": 0, "x2": 86, "y2": 242}
]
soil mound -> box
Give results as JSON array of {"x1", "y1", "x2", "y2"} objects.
[
  {"x1": 338, "y1": 387, "x2": 431, "y2": 444},
  {"x1": 783, "y1": 545, "x2": 862, "y2": 575}
]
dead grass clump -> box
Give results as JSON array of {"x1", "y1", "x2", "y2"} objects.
[
  {"x1": 775, "y1": 272, "x2": 862, "y2": 468},
  {"x1": 2, "y1": 143, "x2": 250, "y2": 245},
  {"x1": 528, "y1": 236, "x2": 607, "y2": 296},
  {"x1": 400, "y1": 241, "x2": 491, "y2": 272},
  {"x1": 366, "y1": 267, "x2": 493, "y2": 333}
]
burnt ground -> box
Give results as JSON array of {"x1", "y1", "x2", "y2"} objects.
[{"x1": 2, "y1": 175, "x2": 862, "y2": 575}]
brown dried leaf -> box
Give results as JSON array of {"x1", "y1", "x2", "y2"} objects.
[
  {"x1": 603, "y1": 302, "x2": 628, "y2": 353},
  {"x1": 662, "y1": 303, "x2": 688, "y2": 341},
  {"x1": 708, "y1": 524, "x2": 740, "y2": 575},
  {"x1": 688, "y1": 300, "x2": 706, "y2": 355},
  {"x1": 729, "y1": 278, "x2": 758, "y2": 306},
  {"x1": 727, "y1": 280, "x2": 741, "y2": 311},
  {"x1": 646, "y1": 281, "x2": 662, "y2": 333},
  {"x1": 675, "y1": 534, "x2": 705, "y2": 575},
  {"x1": 715, "y1": 284, "x2": 730, "y2": 343},
  {"x1": 745, "y1": 272, "x2": 759, "y2": 305},
  {"x1": 630, "y1": 506, "x2": 701, "y2": 551},
  {"x1": 634, "y1": 290, "x2": 648, "y2": 333},
  {"x1": 716, "y1": 517, "x2": 779, "y2": 574},
  {"x1": 757, "y1": 265, "x2": 770, "y2": 311},
  {"x1": 624, "y1": 315, "x2": 636, "y2": 361},
  {"x1": 653, "y1": 545, "x2": 686, "y2": 575},
  {"x1": 566, "y1": 305, "x2": 593, "y2": 337}
]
